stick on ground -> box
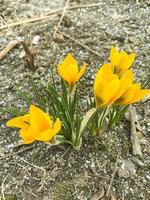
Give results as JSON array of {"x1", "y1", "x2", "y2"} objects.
[
  {"x1": 0, "y1": 3, "x2": 102, "y2": 31},
  {"x1": 53, "y1": 0, "x2": 70, "y2": 38},
  {"x1": 129, "y1": 105, "x2": 143, "y2": 157},
  {"x1": 0, "y1": 40, "x2": 18, "y2": 60},
  {"x1": 106, "y1": 152, "x2": 120, "y2": 198},
  {"x1": 58, "y1": 30, "x2": 101, "y2": 57}
]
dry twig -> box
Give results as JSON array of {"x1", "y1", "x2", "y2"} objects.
[
  {"x1": 129, "y1": 105, "x2": 143, "y2": 157},
  {"x1": 0, "y1": 40, "x2": 18, "y2": 60},
  {"x1": 0, "y1": 3, "x2": 102, "y2": 31},
  {"x1": 20, "y1": 40, "x2": 36, "y2": 71},
  {"x1": 106, "y1": 153, "x2": 120, "y2": 198},
  {"x1": 53, "y1": 0, "x2": 70, "y2": 38},
  {"x1": 58, "y1": 30, "x2": 101, "y2": 57}
]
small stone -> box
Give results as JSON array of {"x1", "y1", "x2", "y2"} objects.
[
  {"x1": 136, "y1": 131, "x2": 144, "y2": 139},
  {"x1": 53, "y1": 33, "x2": 65, "y2": 43},
  {"x1": 145, "y1": 175, "x2": 150, "y2": 181},
  {"x1": 4, "y1": 163, "x2": 9, "y2": 168},
  {"x1": 19, "y1": 50, "x2": 26, "y2": 58},
  {"x1": 118, "y1": 159, "x2": 136, "y2": 178},
  {"x1": 32, "y1": 35, "x2": 40, "y2": 45}
]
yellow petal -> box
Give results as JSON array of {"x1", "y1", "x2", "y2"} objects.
[
  {"x1": 52, "y1": 118, "x2": 61, "y2": 135},
  {"x1": 129, "y1": 89, "x2": 150, "y2": 104},
  {"x1": 77, "y1": 63, "x2": 87, "y2": 81},
  {"x1": 101, "y1": 78, "x2": 120, "y2": 105},
  {"x1": 6, "y1": 116, "x2": 26, "y2": 128},
  {"x1": 110, "y1": 47, "x2": 121, "y2": 68},
  {"x1": 30, "y1": 105, "x2": 51, "y2": 133},
  {"x1": 94, "y1": 64, "x2": 117, "y2": 94},
  {"x1": 22, "y1": 114, "x2": 30, "y2": 123},
  {"x1": 36, "y1": 118, "x2": 61, "y2": 142},
  {"x1": 119, "y1": 52, "x2": 135, "y2": 75},
  {"x1": 95, "y1": 63, "x2": 115, "y2": 82},
  {"x1": 57, "y1": 53, "x2": 78, "y2": 88},
  {"x1": 94, "y1": 78, "x2": 107, "y2": 105},
  {"x1": 36, "y1": 129, "x2": 53, "y2": 141},
  {"x1": 23, "y1": 140, "x2": 35, "y2": 144},
  {"x1": 62, "y1": 53, "x2": 77, "y2": 68},
  {"x1": 116, "y1": 83, "x2": 140, "y2": 105},
  {"x1": 116, "y1": 70, "x2": 134, "y2": 99},
  {"x1": 20, "y1": 125, "x2": 36, "y2": 142}
]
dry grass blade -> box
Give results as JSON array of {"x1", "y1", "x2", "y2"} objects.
[
  {"x1": 0, "y1": 3, "x2": 102, "y2": 31},
  {"x1": 53, "y1": 0, "x2": 70, "y2": 38},
  {"x1": 106, "y1": 152, "x2": 120, "y2": 198}
]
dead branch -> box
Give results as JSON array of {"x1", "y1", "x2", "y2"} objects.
[
  {"x1": 58, "y1": 30, "x2": 101, "y2": 57},
  {"x1": 0, "y1": 3, "x2": 102, "y2": 31},
  {"x1": 129, "y1": 105, "x2": 143, "y2": 157},
  {"x1": 0, "y1": 40, "x2": 18, "y2": 60},
  {"x1": 20, "y1": 40, "x2": 36, "y2": 71},
  {"x1": 53, "y1": 0, "x2": 70, "y2": 38}
]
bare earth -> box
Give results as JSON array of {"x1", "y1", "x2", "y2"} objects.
[{"x1": 0, "y1": 0, "x2": 150, "y2": 199}]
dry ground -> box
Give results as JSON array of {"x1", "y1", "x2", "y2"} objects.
[{"x1": 0, "y1": 0, "x2": 150, "y2": 199}]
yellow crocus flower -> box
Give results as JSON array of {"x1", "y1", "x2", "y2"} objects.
[
  {"x1": 94, "y1": 64, "x2": 149, "y2": 108},
  {"x1": 110, "y1": 46, "x2": 135, "y2": 76},
  {"x1": 115, "y1": 83, "x2": 150, "y2": 105},
  {"x1": 6, "y1": 105, "x2": 61, "y2": 144},
  {"x1": 58, "y1": 53, "x2": 87, "y2": 92},
  {"x1": 94, "y1": 63, "x2": 120, "y2": 107}
]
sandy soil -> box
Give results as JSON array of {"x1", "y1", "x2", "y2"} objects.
[{"x1": 0, "y1": 0, "x2": 150, "y2": 199}]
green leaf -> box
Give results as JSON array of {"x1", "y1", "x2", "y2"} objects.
[
  {"x1": 79, "y1": 108, "x2": 97, "y2": 136},
  {"x1": 30, "y1": 78, "x2": 45, "y2": 110},
  {"x1": 17, "y1": 88, "x2": 32, "y2": 105},
  {"x1": 55, "y1": 135, "x2": 73, "y2": 146},
  {"x1": 0, "y1": 107, "x2": 26, "y2": 116}
]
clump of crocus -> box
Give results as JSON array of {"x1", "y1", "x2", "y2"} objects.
[
  {"x1": 58, "y1": 53, "x2": 87, "y2": 92},
  {"x1": 94, "y1": 63, "x2": 149, "y2": 108},
  {"x1": 6, "y1": 105, "x2": 61, "y2": 144},
  {"x1": 110, "y1": 46, "x2": 135, "y2": 76}
]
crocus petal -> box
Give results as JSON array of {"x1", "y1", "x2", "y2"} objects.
[
  {"x1": 94, "y1": 63, "x2": 115, "y2": 82},
  {"x1": 116, "y1": 70, "x2": 134, "y2": 99},
  {"x1": 6, "y1": 115, "x2": 28, "y2": 128},
  {"x1": 110, "y1": 47, "x2": 121, "y2": 67},
  {"x1": 20, "y1": 125, "x2": 36, "y2": 142},
  {"x1": 119, "y1": 52, "x2": 135, "y2": 75},
  {"x1": 101, "y1": 79, "x2": 120, "y2": 105},
  {"x1": 57, "y1": 53, "x2": 79, "y2": 88},
  {"x1": 36, "y1": 129, "x2": 53, "y2": 141},
  {"x1": 130, "y1": 89, "x2": 150, "y2": 104},
  {"x1": 77, "y1": 63, "x2": 87, "y2": 81},
  {"x1": 23, "y1": 140, "x2": 35, "y2": 144},
  {"x1": 30, "y1": 105, "x2": 51, "y2": 132},
  {"x1": 117, "y1": 83, "x2": 139, "y2": 104},
  {"x1": 94, "y1": 78, "x2": 107, "y2": 103},
  {"x1": 62, "y1": 53, "x2": 77, "y2": 68},
  {"x1": 116, "y1": 83, "x2": 148, "y2": 105},
  {"x1": 37, "y1": 118, "x2": 61, "y2": 142},
  {"x1": 52, "y1": 118, "x2": 61, "y2": 135},
  {"x1": 94, "y1": 64, "x2": 117, "y2": 94}
]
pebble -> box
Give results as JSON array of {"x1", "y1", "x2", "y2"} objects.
[{"x1": 32, "y1": 35, "x2": 40, "y2": 45}]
